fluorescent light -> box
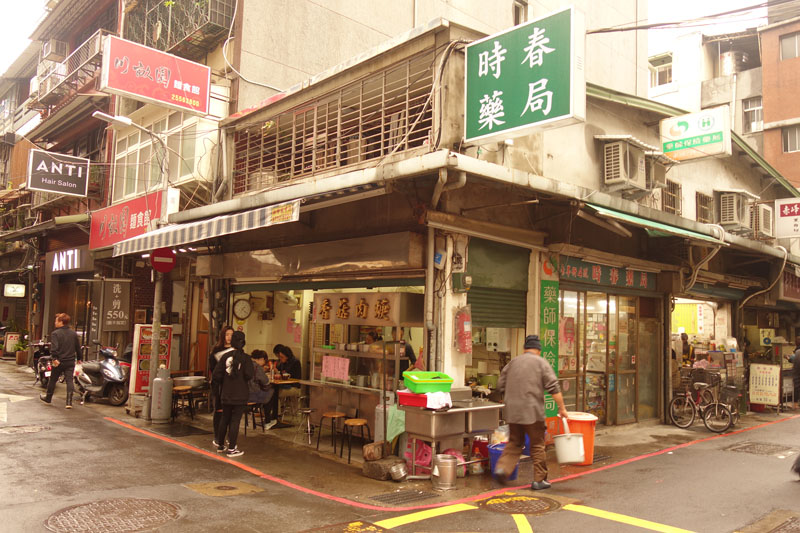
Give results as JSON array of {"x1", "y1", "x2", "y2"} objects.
[
  {"x1": 141, "y1": 254, "x2": 150, "y2": 258},
  {"x1": 92, "y1": 110, "x2": 133, "y2": 129},
  {"x1": 178, "y1": 248, "x2": 187, "y2": 253}
]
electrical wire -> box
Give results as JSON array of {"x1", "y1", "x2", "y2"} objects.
[{"x1": 221, "y1": 0, "x2": 283, "y2": 92}]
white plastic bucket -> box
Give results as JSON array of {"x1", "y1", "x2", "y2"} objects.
[{"x1": 554, "y1": 416, "x2": 585, "y2": 465}]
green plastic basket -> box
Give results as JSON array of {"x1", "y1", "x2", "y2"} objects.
[{"x1": 402, "y1": 371, "x2": 454, "y2": 393}]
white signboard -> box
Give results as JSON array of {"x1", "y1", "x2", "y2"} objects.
[
  {"x1": 774, "y1": 197, "x2": 800, "y2": 238},
  {"x1": 660, "y1": 106, "x2": 732, "y2": 161},
  {"x1": 749, "y1": 363, "x2": 780, "y2": 406}
]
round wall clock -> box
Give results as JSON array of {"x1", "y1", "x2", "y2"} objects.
[{"x1": 233, "y1": 298, "x2": 252, "y2": 320}]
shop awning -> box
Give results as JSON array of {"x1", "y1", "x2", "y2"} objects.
[
  {"x1": 112, "y1": 200, "x2": 300, "y2": 257},
  {"x1": 586, "y1": 203, "x2": 726, "y2": 245}
]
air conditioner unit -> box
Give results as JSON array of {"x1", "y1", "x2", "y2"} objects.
[
  {"x1": 603, "y1": 141, "x2": 646, "y2": 190},
  {"x1": 29, "y1": 76, "x2": 39, "y2": 98},
  {"x1": 646, "y1": 160, "x2": 667, "y2": 189},
  {"x1": 42, "y1": 39, "x2": 67, "y2": 62},
  {"x1": 719, "y1": 192, "x2": 751, "y2": 230},
  {"x1": 750, "y1": 203, "x2": 774, "y2": 238}
]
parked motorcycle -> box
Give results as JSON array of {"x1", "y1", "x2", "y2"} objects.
[
  {"x1": 74, "y1": 341, "x2": 129, "y2": 406},
  {"x1": 33, "y1": 340, "x2": 52, "y2": 388}
]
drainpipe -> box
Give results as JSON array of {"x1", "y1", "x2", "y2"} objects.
[
  {"x1": 682, "y1": 224, "x2": 726, "y2": 293},
  {"x1": 738, "y1": 245, "x2": 788, "y2": 311},
  {"x1": 215, "y1": 129, "x2": 229, "y2": 201}
]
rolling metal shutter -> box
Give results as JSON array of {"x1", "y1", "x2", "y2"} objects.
[{"x1": 467, "y1": 286, "x2": 527, "y2": 328}]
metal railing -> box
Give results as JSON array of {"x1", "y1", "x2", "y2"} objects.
[{"x1": 37, "y1": 29, "x2": 113, "y2": 105}]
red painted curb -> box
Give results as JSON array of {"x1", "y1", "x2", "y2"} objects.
[{"x1": 105, "y1": 413, "x2": 800, "y2": 512}]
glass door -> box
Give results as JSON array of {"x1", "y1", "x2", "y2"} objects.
[
  {"x1": 584, "y1": 292, "x2": 608, "y2": 423},
  {"x1": 615, "y1": 295, "x2": 637, "y2": 424},
  {"x1": 558, "y1": 290, "x2": 581, "y2": 412},
  {"x1": 637, "y1": 297, "x2": 661, "y2": 419}
]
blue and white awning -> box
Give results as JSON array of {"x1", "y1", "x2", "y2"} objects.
[{"x1": 112, "y1": 200, "x2": 299, "y2": 257}]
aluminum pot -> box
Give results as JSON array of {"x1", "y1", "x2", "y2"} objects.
[
  {"x1": 389, "y1": 462, "x2": 408, "y2": 481},
  {"x1": 173, "y1": 376, "x2": 206, "y2": 388},
  {"x1": 431, "y1": 454, "x2": 457, "y2": 491}
]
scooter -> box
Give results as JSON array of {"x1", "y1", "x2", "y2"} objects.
[
  {"x1": 74, "y1": 341, "x2": 129, "y2": 406},
  {"x1": 33, "y1": 340, "x2": 52, "y2": 388}
]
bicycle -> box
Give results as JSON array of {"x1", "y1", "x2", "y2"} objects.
[{"x1": 669, "y1": 369, "x2": 733, "y2": 433}]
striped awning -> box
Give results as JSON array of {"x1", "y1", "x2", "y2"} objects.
[{"x1": 112, "y1": 200, "x2": 299, "y2": 257}]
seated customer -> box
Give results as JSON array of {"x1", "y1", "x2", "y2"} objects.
[
  {"x1": 250, "y1": 349, "x2": 276, "y2": 430},
  {"x1": 265, "y1": 344, "x2": 301, "y2": 425}
]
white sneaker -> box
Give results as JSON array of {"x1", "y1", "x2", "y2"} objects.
[
  {"x1": 226, "y1": 447, "x2": 244, "y2": 458},
  {"x1": 265, "y1": 420, "x2": 278, "y2": 430}
]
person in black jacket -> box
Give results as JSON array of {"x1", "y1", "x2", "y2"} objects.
[
  {"x1": 208, "y1": 326, "x2": 234, "y2": 446},
  {"x1": 212, "y1": 331, "x2": 253, "y2": 457},
  {"x1": 265, "y1": 344, "x2": 301, "y2": 425},
  {"x1": 40, "y1": 313, "x2": 81, "y2": 408}
]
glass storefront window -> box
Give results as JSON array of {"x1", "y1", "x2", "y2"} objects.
[
  {"x1": 585, "y1": 292, "x2": 607, "y2": 422},
  {"x1": 558, "y1": 290, "x2": 580, "y2": 411}
]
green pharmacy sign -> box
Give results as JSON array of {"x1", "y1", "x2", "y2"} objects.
[{"x1": 465, "y1": 7, "x2": 585, "y2": 144}]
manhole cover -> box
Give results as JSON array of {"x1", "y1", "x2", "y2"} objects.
[
  {"x1": 301, "y1": 521, "x2": 390, "y2": 532},
  {"x1": 771, "y1": 517, "x2": 800, "y2": 533},
  {"x1": 726, "y1": 442, "x2": 796, "y2": 456},
  {"x1": 370, "y1": 489, "x2": 440, "y2": 505},
  {"x1": 45, "y1": 498, "x2": 180, "y2": 533},
  {"x1": 0, "y1": 424, "x2": 50, "y2": 434},
  {"x1": 479, "y1": 493, "x2": 560, "y2": 515},
  {"x1": 215, "y1": 485, "x2": 238, "y2": 491}
]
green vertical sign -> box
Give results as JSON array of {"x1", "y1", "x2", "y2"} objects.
[
  {"x1": 540, "y1": 279, "x2": 559, "y2": 417},
  {"x1": 464, "y1": 7, "x2": 585, "y2": 143}
]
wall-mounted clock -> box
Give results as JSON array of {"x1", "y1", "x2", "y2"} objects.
[{"x1": 233, "y1": 298, "x2": 252, "y2": 320}]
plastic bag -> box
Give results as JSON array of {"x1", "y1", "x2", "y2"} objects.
[
  {"x1": 386, "y1": 404, "x2": 406, "y2": 442},
  {"x1": 404, "y1": 438, "x2": 432, "y2": 474},
  {"x1": 491, "y1": 424, "x2": 510, "y2": 445}
]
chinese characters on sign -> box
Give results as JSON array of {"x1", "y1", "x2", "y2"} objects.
[
  {"x1": 659, "y1": 106, "x2": 732, "y2": 162},
  {"x1": 779, "y1": 269, "x2": 800, "y2": 303},
  {"x1": 131, "y1": 324, "x2": 173, "y2": 394},
  {"x1": 321, "y1": 355, "x2": 350, "y2": 382},
  {"x1": 90, "y1": 191, "x2": 161, "y2": 249},
  {"x1": 465, "y1": 7, "x2": 585, "y2": 143},
  {"x1": 540, "y1": 279, "x2": 559, "y2": 419},
  {"x1": 102, "y1": 280, "x2": 131, "y2": 331},
  {"x1": 101, "y1": 35, "x2": 211, "y2": 115},
  {"x1": 748, "y1": 363, "x2": 780, "y2": 406},
  {"x1": 558, "y1": 256, "x2": 657, "y2": 291},
  {"x1": 313, "y1": 292, "x2": 420, "y2": 327},
  {"x1": 775, "y1": 198, "x2": 800, "y2": 239}
]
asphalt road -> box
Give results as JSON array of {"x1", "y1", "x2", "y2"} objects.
[{"x1": 1, "y1": 361, "x2": 799, "y2": 533}]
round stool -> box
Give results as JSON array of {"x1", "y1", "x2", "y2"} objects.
[
  {"x1": 171, "y1": 386, "x2": 194, "y2": 421},
  {"x1": 316, "y1": 411, "x2": 346, "y2": 454},
  {"x1": 294, "y1": 407, "x2": 317, "y2": 444},
  {"x1": 340, "y1": 418, "x2": 372, "y2": 464}
]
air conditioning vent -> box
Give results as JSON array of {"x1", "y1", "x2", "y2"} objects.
[
  {"x1": 42, "y1": 39, "x2": 67, "y2": 62},
  {"x1": 751, "y1": 203, "x2": 774, "y2": 238},
  {"x1": 603, "y1": 141, "x2": 646, "y2": 190},
  {"x1": 719, "y1": 192, "x2": 751, "y2": 231}
]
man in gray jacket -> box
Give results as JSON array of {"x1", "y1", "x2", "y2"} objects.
[
  {"x1": 40, "y1": 313, "x2": 81, "y2": 408},
  {"x1": 496, "y1": 334, "x2": 568, "y2": 490}
]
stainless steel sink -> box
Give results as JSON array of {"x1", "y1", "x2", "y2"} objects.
[
  {"x1": 453, "y1": 400, "x2": 503, "y2": 433},
  {"x1": 402, "y1": 408, "x2": 465, "y2": 438}
]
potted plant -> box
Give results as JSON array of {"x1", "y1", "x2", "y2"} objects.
[{"x1": 14, "y1": 337, "x2": 28, "y2": 365}]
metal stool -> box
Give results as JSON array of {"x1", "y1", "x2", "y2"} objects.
[
  {"x1": 280, "y1": 388, "x2": 302, "y2": 423},
  {"x1": 316, "y1": 411, "x2": 345, "y2": 454},
  {"x1": 340, "y1": 418, "x2": 371, "y2": 464},
  {"x1": 294, "y1": 407, "x2": 317, "y2": 444},
  {"x1": 244, "y1": 402, "x2": 265, "y2": 435},
  {"x1": 171, "y1": 385, "x2": 195, "y2": 421}
]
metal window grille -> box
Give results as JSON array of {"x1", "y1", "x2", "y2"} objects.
[
  {"x1": 233, "y1": 50, "x2": 435, "y2": 195},
  {"x1": 743, "y1": 97, "x2": 762, "y2": 134},
  {"x1": 662, "y1": 179, "x2": 682, "y2": 215},
  {"x1": 696, "y1": 192, "x2": 713, "y2": 223}
]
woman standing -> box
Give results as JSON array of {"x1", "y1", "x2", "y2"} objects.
[
  {"x1": 209, "y1": 326, "x2": 234, "y2": 448},
  {"x1": 212, "y1": 331, "x2": 253, "y2": 457}
]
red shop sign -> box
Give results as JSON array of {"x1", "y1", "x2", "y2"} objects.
[
  {"x1": 90, "y1": 191, "x2": 162, "y2": 250},
  {"x1": 100, "y1": 35, "x2": 211, "y2": 116}
]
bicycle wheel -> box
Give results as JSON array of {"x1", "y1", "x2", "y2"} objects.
[
  {"x1": 702, "y1": 403, "x2": 732, "y2": 433},
  {"x1": 669, "y1": 396, "x2": 695, "y2": 428},
  {"x1": 698, "y1": 389, "x2": 714, "y2": 407}
]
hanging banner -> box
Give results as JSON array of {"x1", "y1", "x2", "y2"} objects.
[{"x1": 130, "y1": 324, "x2": 173, "y2": 394}]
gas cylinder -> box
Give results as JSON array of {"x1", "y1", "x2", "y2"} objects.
[{"x1": 150, "y1": 367, "x2": 173, "y2": 424}]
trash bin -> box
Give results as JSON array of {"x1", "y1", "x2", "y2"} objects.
[
  {"x1": 566, "y1": 411, "x2": 598, "y2": 466},
  {"x1": 488, "y1": 443, "x2": 518, "y2": 481}
]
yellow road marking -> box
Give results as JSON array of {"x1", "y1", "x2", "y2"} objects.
[
  {"x1": 513, "y1": 513, "x2": 533, "y2": 533},
  {"x1": 563, "y1": 504, "x2": 696, "y2": 533},
  {"x1": 373, "y1": 503, "x2": 478, "y2": 529}
]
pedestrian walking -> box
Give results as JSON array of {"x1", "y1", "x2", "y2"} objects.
[
  {"x1": 39, "y1": 313, "x2": 81, "y2": 409},
  {"x1": 792, "y1": 336, "x2": 800, "y2": 409},
  {"x1": 495, "y1": 334, "x2": 568, "y2": 490},
  {"x1": 212, "y1": 331, "x2": 253, "y2": 457},
  {"x1": 209, "y1": 326, "x2": 234, "y2": 446}
]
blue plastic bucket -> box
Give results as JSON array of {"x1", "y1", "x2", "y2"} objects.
[
  {"x1": 523, "y1": 434, "x2": 530, "y2": 456},
  {"x1": 488, "y1": 443, "x2": 518, "y2": 481}
]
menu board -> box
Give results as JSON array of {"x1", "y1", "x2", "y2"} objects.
[
  {"x1": 749, "y1": 363, "x2": 780, "y2": 406},
  {"x1": 131, "y1": 324, "x2": 173, "y2": 394},
  {"x1": 321, "y1": 355, "x2": 350, "y2": 381}
]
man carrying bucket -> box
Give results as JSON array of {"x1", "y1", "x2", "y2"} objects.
[{"x1": 495, "y1": 334, "x2": 568, "y2": 490}]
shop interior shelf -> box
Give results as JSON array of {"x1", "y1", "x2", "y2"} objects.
[{"x1": 312, "y1": 347, "x2": 409, "y2": 360}]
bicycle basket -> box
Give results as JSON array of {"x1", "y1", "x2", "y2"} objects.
[{"x1": 721, "y1": 385, "x2": 740, "y2": 404}]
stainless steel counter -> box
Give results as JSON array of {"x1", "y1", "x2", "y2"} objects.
[{"x1": 399, "y1": 399, "x2": 504, "y2": 439}]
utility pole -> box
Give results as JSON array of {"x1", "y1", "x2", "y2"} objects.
[{"x1": 93, "y1": 111, "x2": 169, "y2": 419}]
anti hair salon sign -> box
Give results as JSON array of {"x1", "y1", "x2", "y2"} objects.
[{"x1": 27, "y1": 149, "x2": 90, "y2": 197}]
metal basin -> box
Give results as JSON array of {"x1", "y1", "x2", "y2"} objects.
[
  {"x1": 173, "y1": 376, "x2": 207, "y2": 388},
  {"x1": 403, "y1": 408, "x2": 465, "y2": 439},
  {"x1": 453, "y1": 400, "x2": 503, "y2": 433}
]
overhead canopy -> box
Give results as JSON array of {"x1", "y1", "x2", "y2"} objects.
[
  {"x1": 112, "y1": 200, "x2": 300, "y2": 257},
  {"x1": 586, "y1": 203, "x2": 726, "y2": 245}
]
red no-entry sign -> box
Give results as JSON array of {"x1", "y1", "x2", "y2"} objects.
[{"x1": 150, "y1": 247, "x2": 176, "y2": 273}]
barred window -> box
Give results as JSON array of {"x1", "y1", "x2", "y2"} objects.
[
  {"x1": 696, "y1": 192, "x2": 713, "y2": 223},
  {"x1": 743, "y1": 97, "x2": 762, "y2": 134},
  {"x1": 662, "y1": 180, "x2": 682, "y2": 215}
]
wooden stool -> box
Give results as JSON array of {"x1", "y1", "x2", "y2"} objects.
[
  {"x1": 316, "y1": 411, "x2": 345, "y2": 454},
  {"x1": 294, "y1": 407, "x2": 317, "y2": 444},
  {"x1": 340, "y1": 418, "x2": 371, "y2": 464},
  {"x1": 171, "y1": 386, "x2": 194, "y2": 421},
  {"x1": 244, "y1": 402, "x2": 265, "y2": 435}
]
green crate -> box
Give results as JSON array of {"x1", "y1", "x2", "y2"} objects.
[{"x1": 402, "y1": 371, "x2": 453, "y2": 393}]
